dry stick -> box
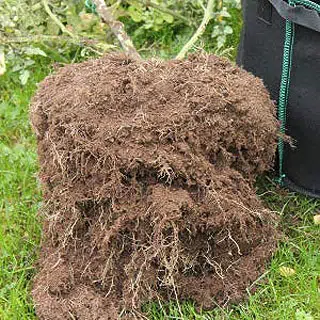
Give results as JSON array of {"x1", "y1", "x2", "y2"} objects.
[
  {"x1": 93, "y1": 0, "x2": 141, "y2": 60},
  {"x1": 41, "y1": 0, "x2": 77, "y2": 39},
  {"x1": 1, "y1": 34, "x2": 116, "y2": 52},
  {"x1": 1, "y1": 34, "x2": 101, "y2": 45},
  {"x1": 176, "y1": 0, "x2": 214, "y2": 60}
]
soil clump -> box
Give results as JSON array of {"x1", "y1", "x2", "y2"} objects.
[{"x1": 31, "y1": 53, "x2": 280, "y2": 319}]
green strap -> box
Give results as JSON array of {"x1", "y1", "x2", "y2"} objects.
[
  {"x1": 277, "y1": 0, "x2": 295, "y2": 185},
  {"x1": 294, "y1": 0, "x2": 320, "y2": 11},
  {"x1": 277, "y1": 0, "x2": 320, "y2": 184}
]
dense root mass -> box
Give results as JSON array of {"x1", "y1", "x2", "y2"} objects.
[{"x1": 31, "y1": 53, "x2": 280, "y2": 319}]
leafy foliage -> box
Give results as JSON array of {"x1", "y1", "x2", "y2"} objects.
[
  {"x1": 0, "y1": 0, "x2": 241, "y2": 84},
  {"x1": 0, "y1": 0, "x2": 111, "y2": 84},
  {"x1": 120, "y1": 0, "x2": 241, "y2": 55}
]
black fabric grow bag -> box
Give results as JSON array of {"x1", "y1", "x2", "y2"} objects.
[{"x1": 238, "y1": 0, "x2": 320, "y2": 197}]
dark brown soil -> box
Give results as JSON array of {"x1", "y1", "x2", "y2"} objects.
[{"x1": 30, "y1": 53, "x2": 280, "y2": 320}]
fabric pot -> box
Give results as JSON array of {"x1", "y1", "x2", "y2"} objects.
[{"x1": 238, "y1": 0, "x2": 320, "y2": 197}]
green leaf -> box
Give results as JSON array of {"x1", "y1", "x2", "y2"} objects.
[
  {"x1": 212, "y1": 25, "x2": 222, "y2": 38},
  {"x1": 24, "y1": 60, "x2": 35, "y2": 67},
  {"x1": 163, "y1": 13, "x2": 174, "y2": 23},
  {"x1": 219, "y1": 7, "x2": 232, "y2": 18},
  {"x1": 12, "y1": 64, "x2": 23, "y2": 72},
  {"x1": 224, "y1": 25, "x2": 233, "y2": 34},
  {"x1": 217, "y1": 35, "x2": 226, "y2": 49},
  {"x1": 155, "y1": 15, "x2": 164, "y2": 25},
  {"x1": 19, "y1": 70, "x2": 30, "y2": 85},
  {"x1": 128, "y1": 6, "x2": 143, "y2": 23},
  {"x1": 295, "y1": 309, "x2": 314, "y2": 320},
  {"x1": 24, "y1": 47, "x2": 47, "y2": 57}
]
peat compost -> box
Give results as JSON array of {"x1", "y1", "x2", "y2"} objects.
[{"x1": 31, "y1": 53, "x2": 280, "y2": 320}]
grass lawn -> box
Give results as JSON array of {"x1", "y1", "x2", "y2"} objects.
[{"x1": 0, "y1": 47, "x2": 319, "y2": 319}]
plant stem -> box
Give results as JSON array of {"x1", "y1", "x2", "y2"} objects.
[
  {"x1": 41, "y1": 0, "x2": 77, "y2": 39},
  {"x1": 176, "y1": 0, "x2": 214, "y2": 60},
  {"x1": 0, "y1": 35, "x2": 74, "y2": 44},
  {"x1": 93, "y1": 0, "x2": 141, "y2": 60}
]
